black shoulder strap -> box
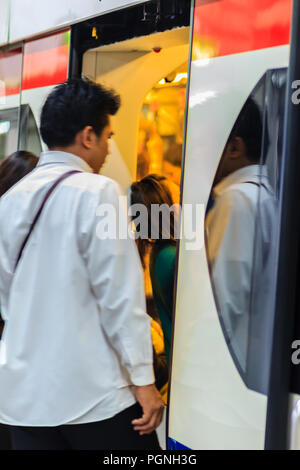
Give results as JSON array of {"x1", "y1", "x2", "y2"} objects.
[
  {"x1": 243, "y1": 181, "x2": 260, "y2": 187},
  {"x1": 15, "y1": 170, "x2": 81, "y2": 271},
  {"x1": 243, "y1": 180, "x2": 271, "y2": 192}
]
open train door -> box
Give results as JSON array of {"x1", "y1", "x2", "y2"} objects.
[{"x1": 167, "y1": 0, "x2": 300, "y2": 450}]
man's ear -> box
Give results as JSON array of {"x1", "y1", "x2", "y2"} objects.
[
  {"x1": 77, "y1": 126, "x2": 95, "y2": 149},
  {"x1": 227, "y1": 136, "x2": 246, "y2": 159}
]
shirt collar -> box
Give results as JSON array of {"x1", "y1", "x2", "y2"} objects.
[
  {"x1": 37, "y1": 151, "x2": 93, "y2": 173},
  {"x1": 213, "y1": 164, "x2": 269, "y2": 198}
]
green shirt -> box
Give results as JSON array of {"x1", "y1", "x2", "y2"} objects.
[{"x1": 150, "y1": 244, "x2": 177, "y2": 365}]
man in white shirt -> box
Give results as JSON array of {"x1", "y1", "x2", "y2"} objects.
[
  {"x1": 0, "y1": 79, "x2": 164, "y2": 450},
  {"x1": 206, "y1": 97, "x2": 272, "y2": 374}
]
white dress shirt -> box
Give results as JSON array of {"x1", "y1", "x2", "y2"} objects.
[
  {"x1": 206, "y1": 165, "x2": 273, "y2": 372},
  {"x1": 0, "y1": 151, "x2": 154, "y2": 426}
]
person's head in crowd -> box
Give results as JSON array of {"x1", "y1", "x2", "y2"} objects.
[
  {"x1": 163, "y1": 143, "x2": 182, "y2": 186},
  {"x1": 214, "y1": 97, "x2": 263, "y2": 184},
  {"x1": 40, "y1": 78, "x2": 120, "y2": 174},
  {"x1": 130, "y1": 174, "x2": 177, "y2": 267},
  {"x1": 0, "y1": 151, "x2": 38, "y2": 197},
  {"x1": 136, "y1": 151, "x2": 150, "y2": 181}
]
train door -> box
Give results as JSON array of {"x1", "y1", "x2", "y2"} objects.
[{"x1": 168, "y1": 0, "x2": 297, "y2": 450}]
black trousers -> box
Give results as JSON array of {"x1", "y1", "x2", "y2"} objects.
[
  {"x1": 0, "y1": 423, "x2": 11, "y2": 450},
  {"x1": 10, "y1": 403, "x2": 161, "y2": 450}
]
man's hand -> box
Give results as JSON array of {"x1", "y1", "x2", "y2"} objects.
[{"x1": 131, "y1": 384, "x2": 165, "y2": 435}]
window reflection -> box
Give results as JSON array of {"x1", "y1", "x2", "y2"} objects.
[
  {"x1": 0, "y1": 105, "x2": 42, "y2": 161},
  {"x1": 205, "y1": 69, "x2": 286, "y2": 393}
]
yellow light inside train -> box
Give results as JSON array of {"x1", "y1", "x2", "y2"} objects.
[
  {"x1": 92, "y1": 27, "x2": 99, "y2": 40},
  {"x1": 158, "y1": 73, "x2": 187, "y2": 86},
  {"x1": 173, "y1": 73, "x2": 187, "y2": 83}
]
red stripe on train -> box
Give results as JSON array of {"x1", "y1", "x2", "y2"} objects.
[
  {"x1": 194, "y1": 0, "x2": 292, "y2": 58},
  {"x1": 22, "y1": 44, "x2": 69, "y2": 91}
]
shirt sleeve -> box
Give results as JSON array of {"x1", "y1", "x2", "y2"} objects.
[{"x1": 79, "y1": 177, "x2": 154, "y2": 386}]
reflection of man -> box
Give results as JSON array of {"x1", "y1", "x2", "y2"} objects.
[{"x1": 206, "y1": 98, "x2": 271, "y2": 371}]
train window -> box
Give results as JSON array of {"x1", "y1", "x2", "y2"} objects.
[
  {"x1": 205, "y1": 68, "x2": 287, "y2": 394},
  {"x1": 0, "y1": 105, "x2": 42, "y2": 160}
]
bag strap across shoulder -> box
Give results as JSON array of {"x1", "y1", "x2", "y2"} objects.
[{"x1": 15, "y1": 169, "x2": 81, "y2": 271}]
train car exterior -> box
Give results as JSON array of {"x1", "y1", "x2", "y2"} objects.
[
  {"x1": 1, "y1": 0, "x2": 300, "y2": 450},
  {"x1": 169, "y1": 0, "x2": 300, "y2": 450},
  {"x1": 0, "y1": 0, "x2": 151, "y2": 46}
]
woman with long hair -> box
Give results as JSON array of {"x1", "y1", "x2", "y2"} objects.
[
  {"x1": 130, "y1": 174, "x2": 178, "y2": 367},
  {"x1": 0, "y1": 151, "x2": 39, "y2": 197}
]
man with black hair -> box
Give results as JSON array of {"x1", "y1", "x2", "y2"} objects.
[
  {"x1": 206, "y1": 97, "x2": 272, "y2": 371},
  {"x1": 0, "y1": 79, "x2": 164, "y2": 450}
]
